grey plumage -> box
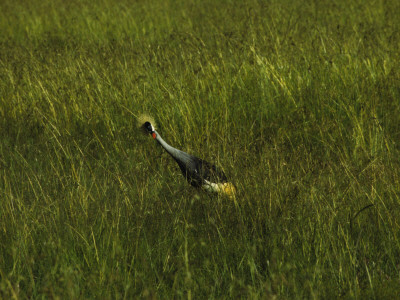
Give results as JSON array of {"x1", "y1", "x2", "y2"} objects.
[{"x1": 154, "y1": 131, "x2": 228, "y2": 188}]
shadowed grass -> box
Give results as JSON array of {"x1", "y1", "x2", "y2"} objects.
[{"x1": 1, "y1": 0, "x2": 400, "y2": 298}]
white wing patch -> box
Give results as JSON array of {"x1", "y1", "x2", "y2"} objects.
[
  {"x1": 203, "y1": 180, "x2": 236, "y2": 199},
  {"x1": 203, "y1": 180, "x2": 224, "y2": 193}
]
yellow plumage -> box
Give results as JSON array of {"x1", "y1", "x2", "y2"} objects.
[
  {"x1": 137, "y1": 114, "x2": 156, "y2": 135},
  {"x1": 222, "y1": 182, "x2": 236, "y2": 199}
]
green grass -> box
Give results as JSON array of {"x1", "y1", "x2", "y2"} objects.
[{"x1": 1, "y1": 0, "x2": 400, "y2": 298}]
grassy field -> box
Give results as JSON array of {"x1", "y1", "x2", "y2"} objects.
[{"x1": 1, "y1": 0, "x2": 400, "y2": 298}]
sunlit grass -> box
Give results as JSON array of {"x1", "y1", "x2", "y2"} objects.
[{"x1": 1, "y1": 0, "x2": 400, "y2": 298}]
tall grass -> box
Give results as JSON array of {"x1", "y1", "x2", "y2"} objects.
[{"x1": 1, "y1": 0, "x2": 400, "y2": 298}]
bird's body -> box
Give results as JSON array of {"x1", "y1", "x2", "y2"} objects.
[{"x1": 143, "y1": 121, "x2": 235, "y2": 198}]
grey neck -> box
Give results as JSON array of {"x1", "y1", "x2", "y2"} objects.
[
  {"x1": 154, "y1": 131, "x2": 181, "y2": 160},
  {"x1": 154, "y1": 131, "x2": 195, "y2": 168}
]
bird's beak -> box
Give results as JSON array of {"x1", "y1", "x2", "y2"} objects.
[{"x1": 151, "y1": 132, "x2": 156, "y2": 139}]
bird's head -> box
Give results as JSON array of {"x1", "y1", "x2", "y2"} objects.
[
  {"x1": 137, "y1": 114, "x2": 157, "y2": 139},
  {"x1": 143, "y1": 121, "x2": 156, "y2": 139}
]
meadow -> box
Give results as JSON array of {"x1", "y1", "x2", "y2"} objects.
[{"x1": 1, "y1": 0, "x2": 400, "y2": 298}]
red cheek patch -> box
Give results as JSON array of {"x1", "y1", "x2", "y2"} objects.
[{"x1": 152, "y1": 132, "x2": 156, "y2": 139}]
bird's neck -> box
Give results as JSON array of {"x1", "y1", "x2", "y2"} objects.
[{"x1": 154, "y1": 131, "x2": 181, "y2": 159}]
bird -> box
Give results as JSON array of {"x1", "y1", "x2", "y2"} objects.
[{"x1": 140, "y1": 118, "x2": 236, "y2": 198}]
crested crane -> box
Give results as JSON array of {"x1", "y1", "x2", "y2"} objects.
[{"x1": 142, "y1": 121, "x2": 235, "y2": 198}]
